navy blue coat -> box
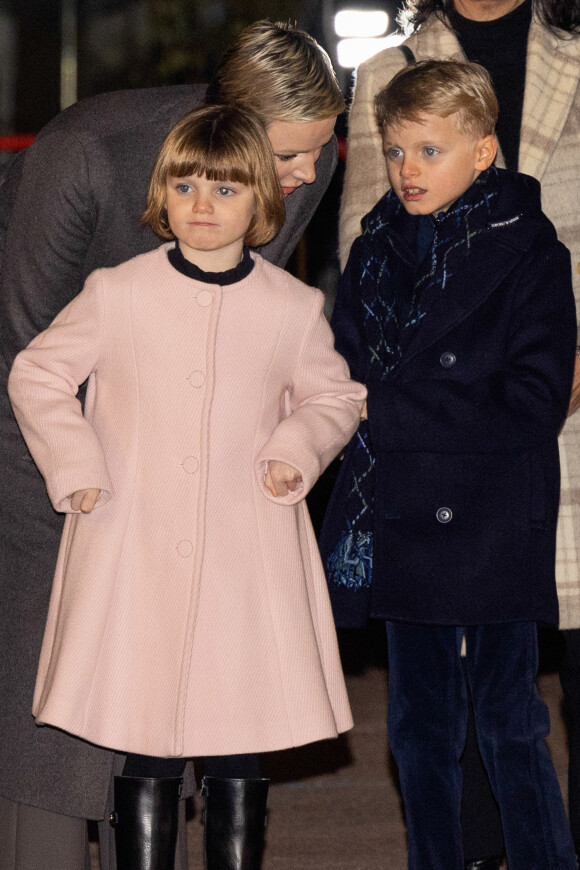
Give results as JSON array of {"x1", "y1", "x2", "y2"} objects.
[{"x1": 328, "y1": 170, "x2": 576, "y2": 626}]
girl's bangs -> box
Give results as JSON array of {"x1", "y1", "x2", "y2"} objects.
[{"x1": 166, "y1": 142, "x2": 255, "y2": 186}]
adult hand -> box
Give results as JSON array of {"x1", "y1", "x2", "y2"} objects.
[
  {"x1": 71, "y1": 488, "x2": 101, "y2": 513},
  {"x1": 264, "y1": 462, "x2": 302, "y2": 497}
]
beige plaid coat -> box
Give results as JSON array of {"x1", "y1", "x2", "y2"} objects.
[{"x1": 339, "y1": 14, "x2": 580, "y2": 628}]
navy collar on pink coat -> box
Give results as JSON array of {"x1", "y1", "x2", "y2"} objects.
[{"x1": 167, "y1": 242, "x2": 254, "y2": 285}]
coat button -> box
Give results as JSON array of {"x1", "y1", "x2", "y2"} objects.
[
  {"x1": 440, "y1": 351, "x2": 456, "y2": 368},
  {"x1": 176, "y1": 540, "x2": 193, "y2": 558},
  {"x1": 187, "y1": 370, "x2": 205, "y2": 387},
  {"x1": 181, "y1": 456, "x2": 199, "y2": 474},
  {"x1": 196, "y1": 290, "x2": 213, "y2": 307},
  {"x1": 436, "y1": 507, "x2": 453, "y2": 523}
]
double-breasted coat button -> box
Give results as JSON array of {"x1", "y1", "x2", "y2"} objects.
[
  {"x1": 196, "y1": 290, "x2": 213, "y2": 307},
  {"x1": 181, "y1": 456, "x2": 199, "y2": 474},
  {"x1": 440, "y1": 351, "x2": 456, "y2": 368},
  {"x1": 176, "y1": 540, "x2": 194, "y2": 558},
  {"x1": 187, "y1": 370, "x2": 205, "y2": 387},
  {"x1": 436, "y1": 507, "x2": 453, "y2": 523}
]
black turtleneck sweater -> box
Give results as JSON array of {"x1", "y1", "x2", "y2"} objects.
[
  {"x1": 450, "y1": 0, "x2": 532, "y2": 171},
  {"x1": 167, "y1": 242, "x2": 254, "y2": 284}
]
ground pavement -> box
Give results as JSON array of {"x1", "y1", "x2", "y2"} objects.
[{"x1": 90, "y1": 624, "x2": 570, "y2": 870}]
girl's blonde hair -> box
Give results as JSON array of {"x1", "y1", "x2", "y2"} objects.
[
  {"x1": 143, "y1": 105, "x2": 285, "y2": 248},
  {"x1": 205, "y1": 20, "x2": 345, "y2": 125},
  {"x1": 375, "y1": 59, "x2": 498, "y2": 140}
]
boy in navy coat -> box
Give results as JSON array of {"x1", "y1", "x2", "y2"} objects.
[{"x1": 322, "y1": 60, "x2": 577, "y2": 869}]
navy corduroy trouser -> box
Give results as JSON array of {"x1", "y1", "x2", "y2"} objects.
[{"x1": 386, "y1": 620, "x2": 576, "y2": 870}]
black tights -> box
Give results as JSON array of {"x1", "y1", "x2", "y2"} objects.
[{"x1": 122, "y1": 753, "x2": 261, "y2": 780}]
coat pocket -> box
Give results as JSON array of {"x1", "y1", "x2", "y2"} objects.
[{"x1": 375, "y1": 450, "x2": 542, "y2": 587}]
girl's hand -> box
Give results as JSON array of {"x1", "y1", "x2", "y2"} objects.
[
  {"x1": 264, "y1": 461, "x2": 302, "y2": 497},
  {"x1": 71, "y1": 488, "x2": 101, "y2": 513}
]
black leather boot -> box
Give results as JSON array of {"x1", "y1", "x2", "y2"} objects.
[
  {"x1": 110, "y1": 775, "x2": 183, "y2": 869},
  {"x1": 202, "y1": 776, "x2": 269, "y2": 870}
]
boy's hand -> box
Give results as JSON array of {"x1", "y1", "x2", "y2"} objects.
[
  {"x1": 71, "y1": 488, "x2": 101, "y2": 513},
  {"x1": 568, "y1": 355, "x2": 580, "y2": 417},
  {"x1": 361, "y1": 400, "x2": 368, "y2": 421},
  {"x1": 264, "y1": 461, "x2": 302, "y2": 498}
]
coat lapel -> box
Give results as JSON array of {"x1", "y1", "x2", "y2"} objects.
[
  {"x1": 414, "y1": 15, "x2": 465, "y2": 61},
  {"x1": 397, "y1": 231, "x2": 525, "y2": 367},
  {"x1": 518, "y1": 16, "x2": 580, "y2": 180}
]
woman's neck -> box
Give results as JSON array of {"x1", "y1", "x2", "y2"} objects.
[{"x1": 452, "y1": 0, "x2": 527, "y2": 21}]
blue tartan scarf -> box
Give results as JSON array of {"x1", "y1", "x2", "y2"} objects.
[{"x1": 324, "y1": 168, "x2": 500, "y2": 597}]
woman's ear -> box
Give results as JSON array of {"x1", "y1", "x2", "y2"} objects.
[{"x1": 475, "y1": 134, "x2": 498, "y2": 171}]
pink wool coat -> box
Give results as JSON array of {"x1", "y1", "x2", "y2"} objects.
[{"x1": 8, "y1": 245, "x2": 366, "y2": 758}]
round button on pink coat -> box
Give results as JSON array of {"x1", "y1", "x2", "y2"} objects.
[
  {"x1": 176, "y1": 540, "x2": 194, "y2": 558},
  {"x1": 196, "y1": 290, "x2": 213, "y2": 307},
  {"x1": 181, "y1": 456, "x2": 199, "y2": 474},
  {"x1": 187, "y1": 370, "x2": 205, "y2": 387}
]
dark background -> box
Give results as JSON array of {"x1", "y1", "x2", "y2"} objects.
[{"x1": 0, "y1": 0, "x2": 398, "y2": 134}]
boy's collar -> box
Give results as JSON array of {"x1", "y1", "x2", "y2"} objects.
[
  {"x1": 430, "y1": 166, "x2": 499, "y2": 227},
  {"x1": 363, "y1": 166, "x2": 505, "y2": 243}
]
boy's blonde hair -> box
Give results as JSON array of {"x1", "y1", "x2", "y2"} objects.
[
  {"x1": 143, "y1": 105, "x2": 285, "y2": 248},
  {"x1": 375, "y1": 59, "x2": 498, "y2": 140},
  {"x1": 205, "y1": 20, "x2": 345, "y2": 125}
]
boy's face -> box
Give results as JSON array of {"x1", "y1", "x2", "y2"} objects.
[{"x1": 382, "y1": 112, "x2": 497, "y2": 216}]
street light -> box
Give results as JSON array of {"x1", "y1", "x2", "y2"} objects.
[
  {"x1": 333, "y1": 8, "x2": 404, "y2": 69},
  {"x1": 334, "y1": 9, "x2": 389, "y2": 37}
]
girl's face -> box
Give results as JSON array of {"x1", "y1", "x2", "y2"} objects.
[
  {"x1": 267, "y1": 116, "x2": 337, "y2": 196},
  {"x1": 165, "y1": 174, "x2": 256, "y2": 271}
]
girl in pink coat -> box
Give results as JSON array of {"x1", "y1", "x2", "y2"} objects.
[{"x1": 8, "y1": 105, "x2": 366, "y2": 870}]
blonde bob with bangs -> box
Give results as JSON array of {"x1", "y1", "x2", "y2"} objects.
[
  {"x1": 143, "y1": 105, "x2": 285, "y2": 248},
  {"x1": 375, "y1": 59, "x2": 499, "y2": 141}
]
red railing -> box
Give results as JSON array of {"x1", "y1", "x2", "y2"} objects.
[
  {"x1": 0, "y1": 134, "x2": 346, "y2": 160},
  {"x1": 0, "y1": 134, "x2": 36, "y2": 152}
]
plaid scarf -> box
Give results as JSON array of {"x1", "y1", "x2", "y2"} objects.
[{"x1": 324, "y1": 168, "x2": 499, "y2": 599}]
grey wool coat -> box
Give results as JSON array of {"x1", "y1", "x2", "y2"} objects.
[
  {"x1": 339, "y1": 12, "x2": 580, "y2": 628},
  {"x1": 0, "y1": 85, "x2": 338, "y2": 818}
]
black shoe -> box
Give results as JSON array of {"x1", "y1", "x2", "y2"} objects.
[
  {"x1": 464, "y1": 858, "x2": 504, "y2": 870},
  {"x1": 110, "y1": 775, "x2": 183, "y2": 869},
  {"x1": 202, "y1": 776, "x2": 269, "y2": 870}
]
